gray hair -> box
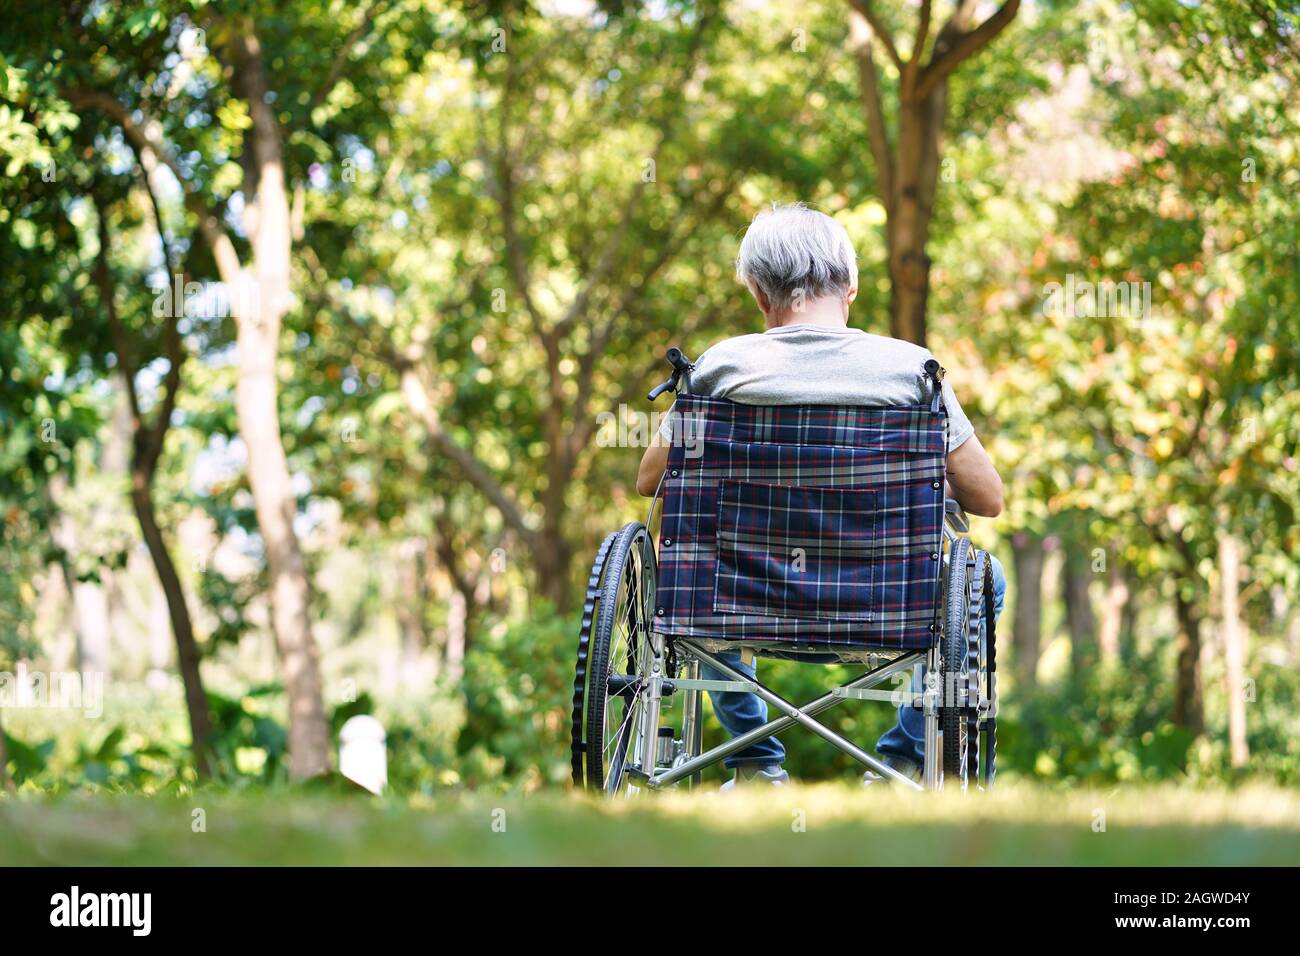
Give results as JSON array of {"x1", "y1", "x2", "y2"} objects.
[{"x1": 735, "y1": 202, "x2": 858, "y2": 314}]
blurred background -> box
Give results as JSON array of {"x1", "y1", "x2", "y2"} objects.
[{"x1": 0, "y1": 0, "x2": 1297, "y2": 797}]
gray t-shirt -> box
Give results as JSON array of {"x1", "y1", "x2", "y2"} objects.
[{"x1": 657, "y1": 324, "x2": 975, "y2": 452}]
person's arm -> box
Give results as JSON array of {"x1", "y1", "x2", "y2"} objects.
[
  {"x1": 636, "y1": 432, "x2": 671, "y2": 497},
  {"x1": 945, "y1": 434, "x2": 1003, "y2": 518}
]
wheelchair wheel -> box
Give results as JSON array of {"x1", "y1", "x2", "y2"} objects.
[
  {"x1": 941, "y1": 537, "x2": 974, "y2": 787},
  {"x1": 977, "y1": 555, "x2": 998, "y2": 788},
  {"x1": 942, "y1": 540, "x2": 997, "y2": 790},
  {"x1": 575, "y1": 522, "x2": 656, "y2": 794},
  {"x1": 570, "y1": 531, "x2": 617, "y2": 787},
  {"x1": 960, "y1": 551, "x2": 997, "y2": 789}
]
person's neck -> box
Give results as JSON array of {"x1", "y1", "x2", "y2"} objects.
[{"x1": 765, "y1": 299, "x2": 849, "y2": 330}]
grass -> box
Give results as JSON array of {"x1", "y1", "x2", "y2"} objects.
[{"x1": 1, "y1": 782, "x2": 1297, "y2": 865}]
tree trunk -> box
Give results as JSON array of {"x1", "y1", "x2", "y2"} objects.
[
  {"x1": 534, "y1": 398, "x2": 577, "y2": 614},
  {"x1": 1063, "y1": 548, "x2": 1097, "y2": 678},
  {"x1": 234, "y1": 27, "x2": 331, "y2": 779},
  {"x1": 472, "y1": 571, "x2": 492, "y2": 653},
  {"x1": 72, "y1": 577, "x2": 111, "y2": 677},
  {"x1": 398, "y1": 541, "x2": 427, "y2": 689},
  {"x1": 1097, "y1": 561, "x2": 1128, "y2": 666},
  {"x1": 46, "y1": 478, "x2": 111, "y2": 677},
  {"x1": 534, "y1": 523, "x2": 574, "y2": 614},
  {"x1": 1219, "y1": 534, "x2": 1248, "y2": 768},
  {"x1": 1173, "y1": 588, "x2": 1204, "y2": 736},
  {"x1": 399, "y1": 547, "x2": 426, "y2": 655},
  {"x1": 101, "y1": 379, "x2": 134, "y2": 474},
  {"x1": 849, "y1": 1, "x2": 1022, "y2": 347},
  {"x1": 1011, "y1": 534, "x2": 1044, "y2": 688},
  {"x1": 94, "y1": 190, "x2": 214, "y2": 777},
  {"x1": 129, "y1": 468, "x2": 213, "y2": 777},
  {"x1": 100, "y1": 386, "x2": 133, "y2": 661},
  {"x1": 1119, "y1": 572, "x2": 1139, "y2": 663},
  {"x1": 888, "y1": 93, "x2": 947, "y2": 345},
  {"x1": 445, "y1": 589, "x2": 467, "y2": 685}
]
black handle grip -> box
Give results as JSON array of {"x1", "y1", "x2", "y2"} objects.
[
  {"x1": 647, "y1": 379, "x2": 675, "y2": 401},
  {"x1": 924, "y1": 358, "x2": 945, "y2": 413},
  {"x1": 646, "y1": 346, "x2": 694, "y2": 402}
]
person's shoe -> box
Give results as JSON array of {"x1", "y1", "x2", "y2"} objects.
[
  {"x1": 720, "y1": 764, "x2": 789, "y2": 791},
  {"x1": 862, "y1": 755, "x2": 923, "y2": 787}
]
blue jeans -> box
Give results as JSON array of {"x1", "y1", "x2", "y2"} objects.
[
  {"x1": 705, "y1": 554, "x2": 1007, "y2": 771},
  {"x1": 702, "y1": 653, "x2": 787, "y2": 768},
  {"x1": 877, "y1": 554, "x2": 1007, "y2": 767}
]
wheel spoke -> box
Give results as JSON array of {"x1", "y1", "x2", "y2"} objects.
[{"x1": 604, "y1": 689, "x2": 643, "y2": 792}]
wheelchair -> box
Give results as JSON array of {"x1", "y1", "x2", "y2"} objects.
[{"x1": 570, "y1": 348, "x2": 998, "y2": 795}]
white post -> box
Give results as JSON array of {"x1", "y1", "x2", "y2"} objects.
[{"x1": 339, "y1": 715, "x2": 387, "y2": 795}]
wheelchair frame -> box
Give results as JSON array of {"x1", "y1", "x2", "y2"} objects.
[{"x1": 570, "y1": 358, "x2": 998, "y2": 795}]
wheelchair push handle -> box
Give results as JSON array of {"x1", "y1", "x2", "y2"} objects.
[
  {"x1": 923, "y1": 358, "x2": 946, "y2": 414},
  {"x1": 647, "y1": 346, "x2": 694, "y2": 402}
]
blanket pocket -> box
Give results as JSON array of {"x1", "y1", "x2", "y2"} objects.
[{"x1": 713, "y1": 479, "x2": 878, "y2": 622}]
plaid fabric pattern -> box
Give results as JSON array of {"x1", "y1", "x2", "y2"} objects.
[
  {"x1": 715, "y1": 480, "x2": 879, "y2": 621},
  {"x1": 656, "y1": 393, "x2": 947, "y2": 649}
]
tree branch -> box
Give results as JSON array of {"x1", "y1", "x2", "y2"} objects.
[
  {"x1": 476, "y1": 41, "x2": 549, "y2": 335},
  {"x1": 566, "y1": 174, "x2": 740, "y2": 465},
  {"x1": 302, "y1": 0, "x2": 390, "y2": 124},
  {"x1": 65, "y1": 86, "x2": 245, "y2": 287},
  {"x1": 65, "y1": 89, "x2": 189, "y2": 193},
  {"x1": 553, "y1": 170, "x2": 654, "y2": 336},
  {"x1": 306, "y1": 248, "x2": 536, "y2": 547},
  {"x1": 905, "y1": 0, "x2": 933, "y2": 95},
  {"x1": 850, "y1": 13, "x2": 896, "y2": 210},
  {"x1": 92, "y1": 197, "x2": 143, "y2": 432},
  {"x1": 433, "y1": 513, "x2": 478, "y2": 602},
  {"x1": 127, "y1": 139, "x2": 185, "y2": 473},
  {"x1": 554, "y1": 3, "x2": 717, "y2": 336},
  {"x1": 916, "y1": 0, "x2": 1020, "y2": 100},
  {"x1": 398, "y1": 362, "x2": 537, "y2": 547},
  {"x1": 846, "y1": 0, "x2": 905, "y2": 73}
]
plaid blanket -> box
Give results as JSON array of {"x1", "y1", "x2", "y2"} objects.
[{"x1": 655, "y1": 393, "x2": 947, "y2": 649}]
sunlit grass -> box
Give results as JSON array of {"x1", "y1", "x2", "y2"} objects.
[{"x1": 2, "y1": 783, "x2": 1296, "y2": 866}]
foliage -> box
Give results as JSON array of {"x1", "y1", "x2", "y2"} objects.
[
  {"x1": 456, "y1": 604, "x2": 574, "y2": 791},
  {"x1": 0, "y1": 0, "x2": 1297, "y2": 796}
]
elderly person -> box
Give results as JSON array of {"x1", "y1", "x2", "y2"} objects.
[{"x1": 636, "y1": 202, "x2": 1006, "y2": 788}]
